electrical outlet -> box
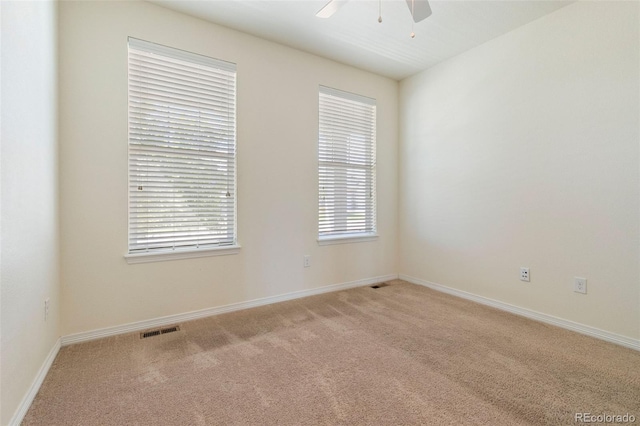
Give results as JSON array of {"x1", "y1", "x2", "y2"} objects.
[
  {"x1": 44, "y1": 298, "x2": 50, "y2": 321},
  {"x1": 520, "y1": 267, "x2": 530, "y2": 282},
  {"x1": 303, "y1": 255, "x2": 311, "y2": 268},
  {"x1": 574, "y1": 277, "x2": 587, "y2": 294}
]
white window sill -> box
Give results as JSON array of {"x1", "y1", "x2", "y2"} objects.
[
  {"x1": 317, "y1": 233, "x2": 378, "y2": 246},
  {"x1": 125, "y1": 245, "x2": 241, "y2": 264}
]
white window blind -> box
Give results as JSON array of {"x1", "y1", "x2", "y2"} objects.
[
  {"x1": 318, "y1": 86, "x2": 376, "y2": 238},
  {"x1": 128, "y1": 38, "x2": 237, "y2": 254}
]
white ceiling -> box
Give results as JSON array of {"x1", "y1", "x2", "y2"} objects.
[{"x1": 150, "y1": 0, "x2": 572, "y2": 80}]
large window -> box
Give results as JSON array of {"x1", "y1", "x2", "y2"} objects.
[
  {"x1": 318, "y1": 86, "x2": 377, "y2": 243},
  {"x1": 127, "y1": 38, "x2": 237, "y2": 262}
]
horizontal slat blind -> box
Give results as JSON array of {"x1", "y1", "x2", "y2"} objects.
[
  {"x1": 319, "y1": 86, "x2": 376, "y2": 237},
  {"x1": 128, "y1": 38, "x2": 237, "y2": 253}
]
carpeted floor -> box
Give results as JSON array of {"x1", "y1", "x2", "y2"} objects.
[{"x1": 23, "y1": 280, "x2": 640, "y2": 425}]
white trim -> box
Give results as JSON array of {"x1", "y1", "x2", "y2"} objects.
[
  {"x1": 319, "y1": 85, "x2": 376, "y2": 105},
  {"x1": 128, "y1": 37, "x2": 236, "y2": 72},
  {"x1": 9, "y1": 338, "x2": 61, "y2": 426},
  {"x1": 124, "y1": 245, "x2": 241, "y2": 264},
  {"x1": 400, "y1": 274, "x2": 640, "y2": 352},
  {"x1": 61, "y1": 274, "x2": 398, "y2": 346},
  {"x1": 318, "y1": 234, "x2": 378, "y2": 246}
]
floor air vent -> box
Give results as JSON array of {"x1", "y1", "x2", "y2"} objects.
[
  {"x1": 140, "y1": 325, "x2": 180, "y2": 339},
  {"x1": 370, "y1": 282, "x2": 390, "y2": 289}
]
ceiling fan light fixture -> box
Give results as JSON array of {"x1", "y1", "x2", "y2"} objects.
[{"x1": 317, "y1": 0, "x2": 431, "y2": 38}]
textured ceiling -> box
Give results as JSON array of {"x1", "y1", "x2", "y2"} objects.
[{"x1": 150, "y1": 0, "x2": 573, "y2": 80}]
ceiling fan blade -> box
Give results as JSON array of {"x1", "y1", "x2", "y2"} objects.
[
  {"x1": 405, "y1": 0, "x2": 432, "y2": 23},
  {"x1": 316, "y1": 0, "x2": 348, "y2": 18}
]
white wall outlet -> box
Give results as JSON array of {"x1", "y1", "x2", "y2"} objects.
[
  {"x1": 303, "y1": 255, "x2": 311, "y2": 268},
  {"x1": 44, "y1": 298, "x2": 50, "y2": 321},
  {"x1": 520, "y1": 267, "x2": 530, "y2": 282},
  {"x1": 574, "y1": 277, "x2": 587, "y2": 294}
]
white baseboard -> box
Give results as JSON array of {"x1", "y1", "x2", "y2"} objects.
[
  {"x1": 400, "y1": 274, "x2": 640, "y2": 351},
  {"x1": 61, "y1": 274, "x2": 398, "y2": 346},
  {"x1": 9, "y1": 337, "x2": 61, "y2": 426}
]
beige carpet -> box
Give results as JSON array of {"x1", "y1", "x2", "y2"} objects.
[{"x1": 23, "y1": 280, "x2": 640, "y2": 425}]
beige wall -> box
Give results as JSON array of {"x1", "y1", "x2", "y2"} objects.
[
  {"x1": 0, "y1": 1, "x2": 60, "y2": 423},
  {"x1": 58, "y1": 1, "x2": 398, "y2": 336},
  {"x1": 399, "y1": 1, "x2": 640, "y2": 339}
]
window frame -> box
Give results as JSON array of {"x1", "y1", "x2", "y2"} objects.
[
  {"x1": 317, "y1": 86, "x2": 378, "y2": 245},
  {"x1": 124, "y1": 38, "x2": 240, "y2": 264}
]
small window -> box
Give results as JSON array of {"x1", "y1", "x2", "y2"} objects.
[
  {"x1": 127, "y1": 38, "x2": 237, "y2": 259},
  {"x1": 318, "y1": 86, "x2": 377, "y2": 243}
]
